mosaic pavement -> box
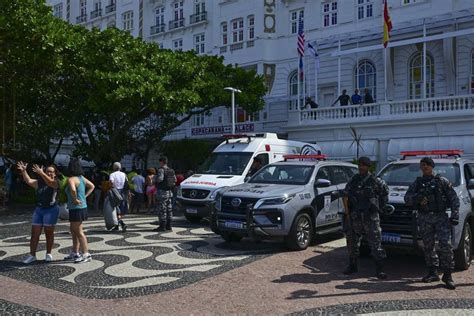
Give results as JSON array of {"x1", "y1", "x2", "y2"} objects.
[{"x1": 0, "y1": 215, "x2": 283, "y2": 299}]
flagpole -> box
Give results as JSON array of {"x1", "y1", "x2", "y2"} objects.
[
  {"x1": 384, "y1": 47, "x2": 387, "y2": 102},
  {"x1": 338, "y1": 40, "x2": 341, "y2": 96},
  {"x1": 297, "y1": 57, "x2": 301, "y2": 111},
  {"x1": 314, "y1": 56, "x2": 318, "y2": 104}
]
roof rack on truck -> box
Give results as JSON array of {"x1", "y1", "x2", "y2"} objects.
[
  {"x1": 400, "y1": 150, "x2": 463, "y2": 159},
  {"x1": 283, "y1": 154, "x2": 328, "y2": 161}
]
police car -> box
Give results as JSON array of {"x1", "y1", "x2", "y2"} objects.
[
  {"x1": 377, "y1": 150, "x2": 474, "y2": 270},
  {"x1": 212, "y1": 155, "x2": 358, "y2": 250}
]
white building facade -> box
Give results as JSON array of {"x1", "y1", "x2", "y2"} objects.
[{"x1": 47, "y1": 0, "x2": 474, "y2": 167}]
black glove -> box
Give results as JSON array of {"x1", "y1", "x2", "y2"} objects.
[{"x1": 450, "y1": 212, "x2": 459, "y2": 226}]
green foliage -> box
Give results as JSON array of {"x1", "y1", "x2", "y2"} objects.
[
  {"x1": 57, "y1": 174, "x2": 69, "y2": 204},
  {"x1": 0, "y1": 0, "x2": 267, "y2": 167}
]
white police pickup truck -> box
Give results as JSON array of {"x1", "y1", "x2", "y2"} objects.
[
  {"x1": 377, "y1": 150, "x2": 474, "y2": 270},
  {"x1": 212, "y1": 155, "x2": 358, "y2": 250},
  {"x1": 177, "y1": 133, "x2": 321, "y2": 223}
]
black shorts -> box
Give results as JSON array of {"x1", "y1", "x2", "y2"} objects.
[{"x1": 69, "y1": 208, "x2": 88, "y2": 222}]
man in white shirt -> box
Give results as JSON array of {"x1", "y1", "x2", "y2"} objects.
[
  {"x1": 130, "y1": 170, "x2": 145, "y2": 213},
  {"x1": 109, "y1": 162, "x2": 128, "y2": 231}
]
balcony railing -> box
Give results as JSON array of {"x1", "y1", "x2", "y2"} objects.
[
  {"x1": 291, "y1": 95, "x2": 474, "y2": 125},
  {"x1": 220, "y1": 46, "x2": 227, "y2": 53},
  {"x1": 105, "y1": 4, "x2": 116, "y2": 14},
  {"x1": 190, "y1": 11, "x2": 207, "y2": 24},
  {"x1": 150, "y1": 24, "x2": 165, "y2": 35},
  {"x1": 76, "y1": 15, "x2": 87, "y2": 23},
  {"x1": 230, "y1": 42, "x2": 244, "y2": 52},
  {"x1": 246, "y1": 40, "x2": 255, "y2": 48},
  {"x1": 169, "y1": 18, "x2": 185, "y2": 30},
  {"x1": 90, "y1": 8, "x2": 102, "y2": 19}
]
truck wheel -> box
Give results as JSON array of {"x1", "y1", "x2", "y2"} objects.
[
  {"x1": 184, "y1": 213, "x2": 202, "y2": 224},
  {"x1": 209, "y1": 212, "x2": 220, "y2": 234},
  {"x1": 285, "y1": 213, "x2": 313, "y2": 251},
  {"x1": 454, "y1": 222, "x2": 471, "y2": 271},
  {"x1": 220, "y1": 231, "x2": 243, "y2": 243}
]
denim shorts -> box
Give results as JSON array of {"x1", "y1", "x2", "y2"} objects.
[
  {"x1": 69, "y1": 208, "x2": 88, "y2": 222},
  {"x1": 32, "y1": 205, "x2": 60, "y2": 227}
]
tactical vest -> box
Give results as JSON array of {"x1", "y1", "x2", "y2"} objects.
[
  {"x1": 416, "y1": 176, "x2": 447, "y2": 213},
  {"x1": 351, "y1": 175, "x2": 377, "y2": 211}
]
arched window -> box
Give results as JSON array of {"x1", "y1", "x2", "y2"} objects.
[
  {"x1": 288, "y1": 71, "x2": 305, "y2": 110},
  {"x1": 355, "y1": 60, "x2": 376, "y2": 102},
  {"x1": 409, "y1": 52, "x2": 434, "y2": 99}
]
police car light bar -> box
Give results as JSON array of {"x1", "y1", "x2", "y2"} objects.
[
  {"x1": 283, "y1": 154, "x2": 328, "y2": 161},
  {"x1": 400, "y1": 150, "x2": 464, "y2": 158},
  {"x1": 222, "y1": 134, "x2": 254, "y2": 144}
]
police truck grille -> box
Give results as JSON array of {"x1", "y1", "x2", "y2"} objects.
[
  {"x1": 221, "y1": 197, "x2": 259, "y2": 214},
  {"x1": 182, "y1": 189, "x2": 210, "y2": 199},
  {"x1": 380, "y1": 204, "x2": 417, "y2": 235}
]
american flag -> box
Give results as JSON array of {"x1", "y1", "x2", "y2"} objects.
[{"x1": 297, "y1": 16, "x2": 305, "y2": 79}]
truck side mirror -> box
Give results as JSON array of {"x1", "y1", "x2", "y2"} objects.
[
  {"x1": 468, "y1": 179, "x2": 474, "y2": 190},
  {"x1": 315, "y1": 179, "x2": 331, "y2": 188}
]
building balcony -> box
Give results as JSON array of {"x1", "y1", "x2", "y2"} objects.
[
  {"x1": 90, "y1": 8, "x2": 102, "y2": 19},
  {"x1": 220, "y1": 46, "x2": 227, "y2": 53},
  {"x1": 230, "y1": 42, "x2": 244, "y2": 52},
  {"x1": 246, "y1": 40, "x2": 255, "y2": 48},
  {"x1": 76, "y1": 15, "x2": 87, "y2": 23},
  {"x1": 150, "y1": 23, "x2": 165, "y2": 35},
  {"x1": 190, "y1": 12, "x2": 207, "y2": 24},
  {"x1": 105, "y1": 4, "x2": 116, "y2": 14},
  {"x1": 169, "y1": 18, "x2": 185, "y2": 30},
  {"x1": 285, "y1": 95, "x2": 474, "y2": 128}
]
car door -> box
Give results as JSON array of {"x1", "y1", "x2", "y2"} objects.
[
  {"x1": 313, "y1": 166, "x2": 340, "y2": 227},
  {"x1": 327, "y1": 166, "x2": 352, "y2": 224}
]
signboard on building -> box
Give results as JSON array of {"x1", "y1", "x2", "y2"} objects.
[{"x1": 191, "y1": 124, "x2": 254, "y2": 136}]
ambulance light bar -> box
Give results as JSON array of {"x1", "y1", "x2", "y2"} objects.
[
  {"x1": 400, "y1": 150, "x2": 463, "y2": 159},
  {"x1": 222, "y1": 134, "x2": 254, "y2": 144},
  {"x1": 283, "y1": 154, "x2": 328, "y2": 161}
]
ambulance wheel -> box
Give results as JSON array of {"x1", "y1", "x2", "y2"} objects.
[
  {"x1": 184, "y1": 214, "x2": 202, "y2": 224},
  {"x1": 285, "y1": 213, "x2": 313, "y2": 251},
  {"x1": 221, "y1": 231, "x2": 243, "y2": 243},
  {"x1": 454, "y1": 222, "x2": 471, "y2": 271}
]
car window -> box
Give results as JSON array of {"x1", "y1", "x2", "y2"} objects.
[
  {"x1": 255, "y1": 153, "x2": 269, "y2": 166},
  {"x1": 343, "y1": 166, "x2": 357, "y2": 178},
  {"x1": 329, "y1": 166, "x2": 349, "y2": 185},
  {"x1": 469, "y1": 164, "x2": 474, "y2": 179},
  {"x1": 316, "y1": 167, "x2": 331, "y2": 181}
]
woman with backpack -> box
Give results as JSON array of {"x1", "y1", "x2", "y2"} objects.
[
  {"x1": 17, "y1": 161, "x2": 60, "y2": 264},
  {"x1": 64, "y1": 158, "x2": 95, "y2": 263}
]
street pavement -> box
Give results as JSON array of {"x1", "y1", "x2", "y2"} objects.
[{"x1": 1, "y1": 209, "x2": 474, "y2": 315}]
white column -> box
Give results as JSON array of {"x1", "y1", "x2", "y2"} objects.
[
  {"x1": 314, "y1": 58, "x2": 319, "y2": 103},
  {"x1": 231, "y1": 91, "x2": 235, "y2": 134},
  {"x1": 423, "y1": 22, "x2": 427, "y2": 99},
  {"x1": 297, "y1": 58, "x2": 301, "y2": 111}
]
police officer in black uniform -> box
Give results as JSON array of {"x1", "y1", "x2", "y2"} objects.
[
  {"x1": 404, "y1": 157, "x2": 460, "y2": 290},
  {"x1": 343, "y1": 157, "x2": 389, "y2": 279}
]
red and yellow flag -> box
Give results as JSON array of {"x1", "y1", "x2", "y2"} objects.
[{"x1": 383, "y1": 0, "x2": 393, "y2": 48}]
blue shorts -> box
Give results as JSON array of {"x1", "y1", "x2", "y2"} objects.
[
  {"x1": 69, "y1": 208, "x2": 88, "y2": 222},
  {"x1": 32, "y1": 205, "x2": 60, "y2": 227}
]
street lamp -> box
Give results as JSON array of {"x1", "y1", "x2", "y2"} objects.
[{"x1": 224, "y1": 87, "x2": 242, "y2": 135}]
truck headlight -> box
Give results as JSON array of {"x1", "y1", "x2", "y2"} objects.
[
  {"x1": 215, "y1": 194, "x2": 222, "y2": 211},
  {"x1": 210, "y1": 187, "x2": 227, "y2": 200},
  {"x1": 256, "y1": 194, "x2": 296, "y2": 208}
]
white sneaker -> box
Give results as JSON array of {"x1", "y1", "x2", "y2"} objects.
[
  {"x1": 45, "y1": 253, "x2": 53, "y2": 262},
  {"x1": 64, "y1": 252, "x2": 77, "y2": 261},
  {"x1": 77, "y1": 253, "x2": 92, "y2": 264},
  {"x1": 73, "y1": 254, "x2": 84, "y2": 263},
  {"x1": 23, "y1": 255, "x2": 37, "y2": 264}
]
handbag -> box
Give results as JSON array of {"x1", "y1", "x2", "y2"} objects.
[{"x1": 108, "y1": 187, "x2": 123, "y2": 208}]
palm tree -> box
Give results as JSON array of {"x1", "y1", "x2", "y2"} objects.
[{"x1": 349, "y1": 127, "x2": 364, "y2": 160}]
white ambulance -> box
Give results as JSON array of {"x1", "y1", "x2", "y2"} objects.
[{"x1": 177, "y1": 133, "x2": 321, "y2": 223}]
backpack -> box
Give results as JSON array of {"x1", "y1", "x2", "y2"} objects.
[{"x1": 157, "y1": 167, "x2": 176, "y2": 190}]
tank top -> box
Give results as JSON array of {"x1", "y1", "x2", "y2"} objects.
[
  {"x1": 36, "y1": 178, "x2": 57, "y2": 208},
  {"x1": 66, "y1": 176, "x2": 87, "y2": 210}
]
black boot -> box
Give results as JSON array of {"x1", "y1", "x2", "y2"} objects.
[
  {"x1": 343, "y1": 259, "x2": 358, "y2": 275},
  {"x1": 442, "y1": 270, "x2": 456, "y2": 290},
  {"x1": 165, "y1": 221, "x2": 172, "y2": 231},
  {"x1": 119, "y1": 220, "x2": 127, "y2": 232},
  {"x1": 375, "y1": 260, "x2": 387, "y2": 280},
  {"x1": 422, "y1": 267, "x2": 440, "y2": 283}
]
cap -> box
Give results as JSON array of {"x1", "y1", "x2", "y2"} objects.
[
  {"x1": 358, "y1": 156, "x2": 371, "y2": 167},
  {"x1": 420, "y1": 157, "x2": 435, "y2": 168}
]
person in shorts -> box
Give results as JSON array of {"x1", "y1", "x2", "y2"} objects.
[
  {"x1": 145, "y1": 168, "x2": 157, "y2": 212},
  {"x1": 17, "y1": 161, "x2": 60, "y2": 264},
  {"x1": 64, "y1": 158, "x2": 95, "y2": 263}
]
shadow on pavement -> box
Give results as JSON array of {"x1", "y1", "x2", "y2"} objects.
[{"x1": 273, "y1": 245, "x2": 474, "y2": 300}]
